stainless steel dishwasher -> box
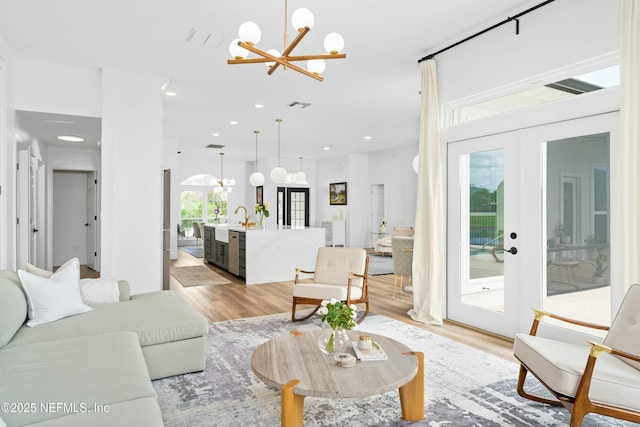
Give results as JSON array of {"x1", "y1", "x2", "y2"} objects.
[{"x1": 228, "y1": 230, "x2": 240, "y2": 276}]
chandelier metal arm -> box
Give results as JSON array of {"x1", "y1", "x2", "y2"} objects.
[
  {"x1": 239, "y1": 41, "x2": 323, "y2": 81},
  {"x1": 285, "y1": 53, "x2": 346, "y2": 61},
  {"x1": 227, "y1": 53, "x2": 346, "y2": 65},
  {"x1": 267, "y1": 26, "x2": 310, "y2": 75}
]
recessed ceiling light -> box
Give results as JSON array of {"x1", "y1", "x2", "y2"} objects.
[
  {"x1": 364, "y1": 136, "x2": 372, "y2": 140},
  {"x1": 212, "y1": 133, "x2": 220, "y2": 137},
  {"x1": 323, "y1": 146, "x2": 331, "y2": 151},
  {"x1": 165, "y1": 91, "x2": 177, "y2": 97},
  {"x1": 58, "y1": 135, "x2": 84, "y2": 142},
  {"x1": 230, "y1": 121, "x2": 238, "y2": 125},
  {"x1": 254, "y1": 104, "x2": 264, "y2": 109}
]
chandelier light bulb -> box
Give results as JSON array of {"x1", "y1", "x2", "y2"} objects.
[
  {"x1": 229, "y1": 39, "x2": 249, "y2": 59},
  {"x1": 271, "y1": 166, "x2": 288, "y2": 184},
  {"x1": 291, "y1": 8, "x2": 314, "y2": 31},
  {"x1": 249, "y1": 172, "x2": 265, "y2": 186},
  {"x1": 307, "y1": 59, "x2": 326, "y2": 75},
  {"x1": 323, "y1": 32, "x2": 344, "y2": 54},
  {"x1": 265, "y1": 49, "x2": 281, "y2": 68},
  {"x1": 238, "y1": 21, "x2": 261, "y2": 45}
]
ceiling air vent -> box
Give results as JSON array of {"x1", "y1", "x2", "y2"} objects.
[
  {"x1": 207, "y1": 144, "x2": 225, "y2": 149},
  {"x1": 185, "y1": 28, "x2": 224, "y2": 48},
  {"x1": 288, "y1": 101, "x2": 311, "y2": 108}
]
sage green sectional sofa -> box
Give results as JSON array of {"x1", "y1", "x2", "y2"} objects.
[{"x1": 0, "y1": 269, "x2": 209, "y2": 427}]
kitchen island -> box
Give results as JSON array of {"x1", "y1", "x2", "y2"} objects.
[{"x1": 203, "y1": 224, "x2": 325, "y2": 285}]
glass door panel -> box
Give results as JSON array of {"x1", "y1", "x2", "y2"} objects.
[
  {"x1": 544, "y1": 132, "x2": 610, "y2": 332},
  {"x1": 466, "y1": 149, "x2": 505, "y2": 310}
]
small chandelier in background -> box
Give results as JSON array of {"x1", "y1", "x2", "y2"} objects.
[
  {"x1": 249, "y1": 130, "x2": 265, "y2": 186},
  {"x1": 295, "y1": 156, "x2": 308, "y2": 185},
  {"x1": 214, "y1": 152, "x2": 235, "y2": 193},
  {"x1": 227, "y1": 0, "x2": 346, "y2": 82},
  {"x1": 270, "y1": 119, "x2": 288, "y2": 184}
]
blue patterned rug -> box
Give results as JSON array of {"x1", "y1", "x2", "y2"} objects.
[
  {"x1": 180, "y1": 245, "x2": 204, "y2": 258},
  {"x1": 153, "y1": 313, "x2": 634, "y2": 426}
]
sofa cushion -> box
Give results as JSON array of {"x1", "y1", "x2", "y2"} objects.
[
  {"x1": 7, "y1": 290, "x2": 208, "y2": 349},
  {"x1": 0, "y1": 270, "x2": 27, "y2": 348},
  {"x1": 514, "y1": 333, "x2": 640, "y2": 412},
  {"x1": 18, "y1": 258, "x2": 92, "y2": 327},
  {"x1": 0, "y1": 332, "x2": 158, "y2": 427}
]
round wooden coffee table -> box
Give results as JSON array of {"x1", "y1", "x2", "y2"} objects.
[{"x1": 251, "y1": 329, "x2": 424, "y2": 427}]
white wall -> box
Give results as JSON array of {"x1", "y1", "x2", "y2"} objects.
[
  {"x1": 436, "y1": 0, "x2": 620, "y2": 106},
  {"x1": 0, "y1": 31, "x2": 15, "y2": 270},
  {"x1": 14, "y1": 59, "x2": 101, "y2": 116},
  {"x1": 368, "y1": 146, "x2": 418, "y2": 231},
  {"x1": 101, "y1": 68, "x2": 167, "y2": 294}
]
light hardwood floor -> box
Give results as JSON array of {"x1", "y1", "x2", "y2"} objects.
[{"x1": 170, "y1": 249, "x2": 516, "y2": 362}]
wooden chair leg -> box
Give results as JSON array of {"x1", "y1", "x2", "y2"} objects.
[
  {"x1": 356, "y1": 300, "x2": 370, "y2": 324},
  {"x1": 516, "y1": 364, "x2": 563, "y2": 407},
  {"x1": 393, "y1": 275, "x2": 398, "y2": 298},
  {"x1": 291, "y1": 299, "x2": 321, "y2": 322}
]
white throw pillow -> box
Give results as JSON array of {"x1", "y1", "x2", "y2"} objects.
[
  {"x1": 18, "y1": 258, "x2": 92, "y2": 327},
  {"x1": 79, "y1": 278, "x2": 120, "y2": 305},
  {"x1": 25, "y1": 257, "x2": 78, "y2": 279}
]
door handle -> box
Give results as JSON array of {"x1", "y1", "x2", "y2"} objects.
[
  {"x1": 496, "y1": 247, "x2": 518, "y2": 255},
  {"x1": 32, "y1": 228, "x2": 38, "y2": 233},
  {"x1": 85, "y1": 223, "x2": 89, "y2": 227}
]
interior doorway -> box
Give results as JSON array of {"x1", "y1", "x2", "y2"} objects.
[
  {"x1": 52, "y1": 170, "x2": 98, "y2": 273},
  {"x1": 370, "y1": 184, "x2": 384, "y2": 247}
]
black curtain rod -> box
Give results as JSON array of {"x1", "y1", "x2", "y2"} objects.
[{"x1": 417, "y1": 0, "x2": 556, "y2": 63}]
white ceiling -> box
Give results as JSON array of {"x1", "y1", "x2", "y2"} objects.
[{"x1": 0, "y1": 0, "x2": 536, "y2": 162}]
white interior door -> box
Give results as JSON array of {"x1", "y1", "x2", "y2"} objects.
[{"x1": 370, "y1": 184, "x2": 384, "y2": 247}]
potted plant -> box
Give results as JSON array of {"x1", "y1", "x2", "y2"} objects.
[{"x1": 591, "y1": 255, "x2": 608, "y2": 285}]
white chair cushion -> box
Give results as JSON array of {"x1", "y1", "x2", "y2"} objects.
[
  {"x1": 313, "y1": 247, "x2": 366, "y2": 288},
  {"x1": 604, "y1": 284, "x2": 640, "y2": 370},
  {"x1": 292, "y1": 282, "x2": 363, "y2": 301},
  {"x1": 514, "y1": 333, "x2": 640, "y2": 412}
]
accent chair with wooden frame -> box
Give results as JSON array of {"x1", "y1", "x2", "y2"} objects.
[
  {"x1": 513, "y1": 284, "x2": 640, "y2": 426},
  {"x1": 292, "y1": 247, "x2": 369, "y2": 324}
]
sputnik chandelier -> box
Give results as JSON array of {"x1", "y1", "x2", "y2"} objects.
[
  {"x1": 227, "y1": 0, "x2": 346, "y2": 82},
  {"x1": 214, "y1": 152, "x2": 235, "y2": 194}
]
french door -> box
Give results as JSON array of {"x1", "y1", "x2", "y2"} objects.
[
  {"x1": 447, "y1": 132, "x2": 522, "y2": 338},
  {"x1": 447, "y1": 112, "x2": 618, "y2": 339}
]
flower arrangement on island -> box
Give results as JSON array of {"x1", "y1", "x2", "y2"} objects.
[
  {"x1": 254, "y1": 202, "x2": 270, "y2": 228},
  {"x1": 318, "y1": 298, "x2": 357, "y2": 353},
  {"x1": 254, "y1": 202, "x2": 270, "y2": 218}
]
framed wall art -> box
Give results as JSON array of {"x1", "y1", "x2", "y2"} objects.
[
  {"x1": 256, "y1": 186, "x2": 264, "y2": 205},
  {"x1": 329, "y1": 182, "x2": 347, "y2": 205}
]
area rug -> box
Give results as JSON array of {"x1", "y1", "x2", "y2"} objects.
[
  {"x1": 367, "y1": 254, "x2": 393, "y2": 275},
  {"x1": 152, "y1": 313, "x2": 632, "y2": 426},
  {"x1": 180, "y1": 245, "x2": 204, "y2": 258},
  {"x1": 170, "y1": 265, "x2": 230, "y2": 287}
]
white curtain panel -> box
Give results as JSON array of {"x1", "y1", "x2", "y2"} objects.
[
  {"x1": 408, "y1": 60, "x2": 444, "y2": 325},
  {"x1": 621, "y1": 0, "x2": 640, "y2": 295}
]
